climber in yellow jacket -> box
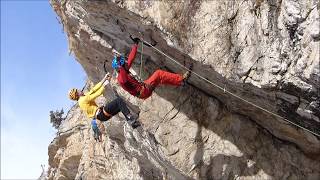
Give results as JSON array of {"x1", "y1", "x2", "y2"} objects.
[{"x1": 68, "y1": 73, "x2": 141, "y2": 136}]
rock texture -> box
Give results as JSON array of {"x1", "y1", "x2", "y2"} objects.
[{"x1": 47, "y1": 0, "x2": 320, "y2": 179}]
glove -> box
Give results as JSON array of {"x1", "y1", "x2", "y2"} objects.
[
  {"x1": 103, "y1": 80, "x2": 110, "y2": 86},
  {"x1": 102, "y1": 72, "x2": 111, "y2": 86},
  {"x1": 130, "y1": 35, "x2": 140, "y2": 44}
]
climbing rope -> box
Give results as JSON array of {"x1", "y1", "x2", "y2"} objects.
[{"x1": 142, "y1": 40, "x2": 320, "y2": 137}]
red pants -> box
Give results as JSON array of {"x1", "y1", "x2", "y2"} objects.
[{"x1": 139, "y1": 70, "x2": 183, "y2": 99}]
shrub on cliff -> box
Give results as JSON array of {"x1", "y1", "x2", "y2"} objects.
[{"x1": 49, "y1": 109, "x2": 65, "y2": 129}]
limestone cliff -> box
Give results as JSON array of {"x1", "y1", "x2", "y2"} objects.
[{"x1": 47, "y1": 0, "x2": 320, "y2": 179}]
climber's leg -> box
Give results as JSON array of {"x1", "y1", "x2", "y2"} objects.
[
  {"x1": 96, "y1": 107, "x2": 112, "y2": 122},
  {"x1": 138, "y1": 69, "x2": 190, "y2": 99},
  {"x1": 92, "y1": 121, "x2": 101, "y2": 141},
  {"x1": 93, "y1": 129, "x2": 99, "y2": 141},
  {"x1": 103, "y1": 98, "x2": 121, "y2": 116},
  {"x1": 104, "y1": 97, "x2": 139, "y2": 125},
  {"x1": 115, "y1": 97, "x2": 132, "y2": 120},
  {"x1": 115, "y1": 97, "x2": 140, "y2": 128},
  {"x1": 144, "y1": 70, "x2": 184, "y2": 87}
]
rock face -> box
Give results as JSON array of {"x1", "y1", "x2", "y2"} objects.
[{"x1": 48, "y1": 0, "x2": 320, "y2": 179}]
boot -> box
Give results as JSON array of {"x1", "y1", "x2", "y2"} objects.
[
  {"x1": 182, "y1": 64, "x2": 193, "y2": 85},
  {"x1": 130, "y1": 120, "x2": 141, "y2": 129},
  {"x1": 126, "y1": 114, "x2": 141, "y2": 129}
]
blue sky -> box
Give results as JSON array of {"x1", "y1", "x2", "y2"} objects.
[{"x1": 1, "y1": 1, "x2": 86, "y2": 179}]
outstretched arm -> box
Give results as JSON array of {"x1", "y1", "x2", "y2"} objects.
[
  {"x1": 127, "y1": 44, "x2": 138, "y2": 69},
  {"x1": 87, "y1": 73, "x2": 110, "y2": 95},
  {"x1": 86, "y1": 72, "x2": 109, "y2": 100},
  {"x1": 100, "y1": 72, "x2": 111, "y2": 86},
  {"x1": 87, "y1": 84, "x2": 105, "y2": 100}
]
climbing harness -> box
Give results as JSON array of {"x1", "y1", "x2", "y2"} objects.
[{"x1": 141, "y1": 40, "x2": 320, "y2": 137}]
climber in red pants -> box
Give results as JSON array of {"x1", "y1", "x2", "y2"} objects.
[{"x1": 111, "y1": 37, "x2": 192, "y2": 99}]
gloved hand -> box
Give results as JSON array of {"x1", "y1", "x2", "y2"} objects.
[
  {"x1": 102, "y1": 72, "x2": 111, "y2": 86},
  {"x1": 130, "y1": 35, "x2": 140, "y2": 44},
  {"x1": 103, "y1": 80, "x2": 110, "y2": 86}
]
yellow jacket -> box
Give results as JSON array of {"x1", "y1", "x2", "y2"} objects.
[{"x1": 78, "y1": 82, "x2": 105, "y2": 118}]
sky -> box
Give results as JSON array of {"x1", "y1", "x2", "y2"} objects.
[{"x1": 1, "y1": 1, "x2": 86, "y2": 179}]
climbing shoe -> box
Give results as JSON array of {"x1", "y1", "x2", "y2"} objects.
[
  {"x1": 126, "y1": 114, "x2": 141, "y2": 129},
  {"x1": 129, "y1": 120, "x2": 141, "y2": 129},
  {"x1": 126, "y1": 113, "x2": 138, "y2": 122}
]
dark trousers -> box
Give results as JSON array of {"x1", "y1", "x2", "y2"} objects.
[
  {"x1": 96, "y1": 97, "x2": 131, "y2": 122},
  {"x1": 92, "y1": 127, "x2": 101, "y2": 141}
]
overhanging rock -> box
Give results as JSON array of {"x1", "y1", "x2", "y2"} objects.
[{"x1": 50, "y1": 0, "x2": 319, "y2": 155}]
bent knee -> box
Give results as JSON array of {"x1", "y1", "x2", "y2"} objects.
[{"x1": 154, "y1": 69, "x2": 165, "y2": 76}]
